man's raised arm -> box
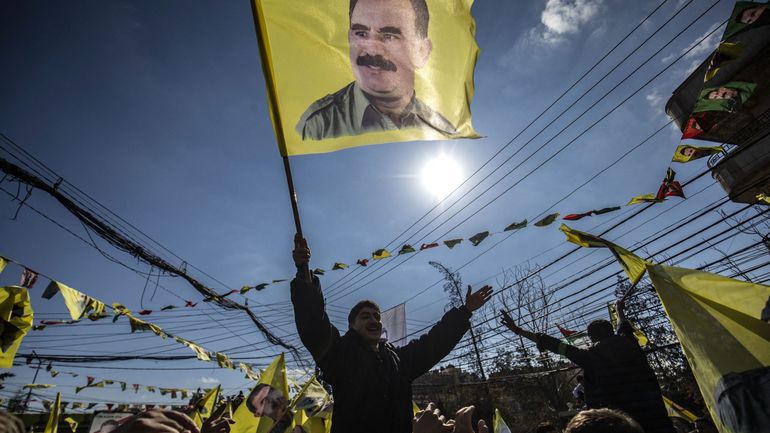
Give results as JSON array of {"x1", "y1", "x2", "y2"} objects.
[
  {"x1": 399, "y1": 285, "x2": 493, "y2": 380},
  {"x1": 290, "y1": 235, "x2": 339, "y2": 362},
  {"x1": 500, "y1": 309, "x2": 590, "y2": 367}
]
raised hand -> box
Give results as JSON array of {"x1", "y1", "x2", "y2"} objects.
[
  {"x1": 112, "y1": 410, "x2": 200, "y2": 433},
  {"x1": 464, "y1": 285, "x2": 493, "y2": 312},
  {"x1": 413, "y1": 402, "x2": 454, "y2": 433},
  {"x1": 292, "y1": 234, "x2": 311, "y2": 267},
  {"x1": 452, "y1": 406, "x2": 488, "y2": 433},
  {"x1": 500, "y1": 309, "x2": 521, "y2": 334}
]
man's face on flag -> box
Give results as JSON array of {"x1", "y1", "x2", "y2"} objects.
[
  {"x1": 351, "y1": 306, "x2": 382, "y2": 343},
  {"x1": 349, "y1": 0, "x2": 432, "y2": 101},
  {"x1": 248, "y1": 384, "x2": 288, "y2": 421},
  {"x1": 707, "y1": 87, "x2": 739, "y2": 101},
  {"x1": 739, "y1": 6, "x2": 766, "y2": 24},
  {"x1": 681, "y1": 146, "x2": 697, "y2": 158}
]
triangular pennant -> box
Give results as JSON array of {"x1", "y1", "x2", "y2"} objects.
[
  {"x1": 398, "y1": 245, "x2": 416, "y2": 255},
  {"x1": 468, "y1": 231, "x2": 490, "y2": 246},
  {"x1": 371, "y1": 249, "x2": 391, "y2": 260},
  {"x1": 534, "y1": 213, "x2": 559, "y2": 227},
  {"x1": 443, "y1": 239, "x2": 463, "y2": 249}
]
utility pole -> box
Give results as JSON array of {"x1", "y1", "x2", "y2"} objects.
[{"x1": 22, "y1": 351, "x2": 42, "y2": 414}]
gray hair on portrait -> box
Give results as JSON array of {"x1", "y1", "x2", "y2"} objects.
[{"x1": 349, "y1": 0, "x2": 430, "y2": 38}]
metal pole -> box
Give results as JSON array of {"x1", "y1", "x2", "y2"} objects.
[{"x1": 22, "y1": 352, "x2": 41, "y2": 414}]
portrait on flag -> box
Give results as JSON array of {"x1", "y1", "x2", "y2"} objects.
[{"x1": 253, "y1": 0, "x2": 480, "y2": 155}]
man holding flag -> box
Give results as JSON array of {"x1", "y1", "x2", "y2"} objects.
[{"x1": 291, "y1": 235, "x2": 492, "y2": 433}]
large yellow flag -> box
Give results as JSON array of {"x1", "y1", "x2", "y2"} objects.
[
  {"x1": 192, "y1": 385, "x2": 221, "y2": 428},
  {"x1": 44, "y1": 281, "x2": 105, "y2": 321},
  {"x1": 232, "y1": 353, "x2": 290, "y2": 433},
  {"x1": 560, "y1": 224, "x2": 650, "y2": 284},
  {"x1": 647, "y1": 264, "x2": 770, "y2": 433},
  {"x1": 0, "y1": 286, "x2": 34, "y2": 368},
  {"x1": 252, "y1": 0, "x2": 480, "y2": 156},
  {"x1": 44, "y1": 392, "x2": 61, "y2": 433},
  {"x1": 492, "y1": 408, "x2": 511, "y2": 433}
]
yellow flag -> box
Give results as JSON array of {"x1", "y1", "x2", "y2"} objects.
[
  {"x1": 216, "y1": 352, "x2": 235, "y2": 370},
  {"x1": 627, "y1": 193, "x2": 664, "y2": 205},
  {"x1": 63, "y1": 416, "x2": 78, "y2": 433},
  {"x1": 412, "y1": 401, "x2": 420, "y2": 416},
  {"x1": 0, "y1": 286, "x2": 34, "y2": 368},
  {"x1": 493, "y1": 408, "x2": 511, "y2": 433},
  {"x1": 291, "y1": 376, "x2": 332, "y2": 419},
  {"x1": 232, "y1": 353, "x2": 289, "y2": 433},
  {"x1": 559, "y1": 224, "x2": 649, "y2": 284},
  {"x1": 671, "y1": 144, "x2": 723, "y2": 163},
  {"x1": 127, "y1": 315, "x2": 166, "y2": 338},
  {"x1": 662, "y1": 396, "x2": 698, "y2": 423},
  {"x1": 607, "y1": 302, "x2": 648, "y2": 346},
  {"x1": 647, "y1": 264, "x2": 770, "y2": 433},
  {"x1": 757, "y1": 193, "x2": 770, "y2": 205},
  {"x1": 252, "y1": 0, "x2": 480, "y2": 156},
  {"x1": 44, "y1": 392, "x2": 61, "y2": 433},
  {"x1": 192, "y1": 385, "x2": 221, "y2": 428},
  {"x1": 371, "y1": 249, "x2": 391, "y2": 260},
  {"x1": 0, "y1": 257, "x2": 7, "y2": 274},
  {"x1": 46, "y1": 281, "x2": 106, "y2": 321}
]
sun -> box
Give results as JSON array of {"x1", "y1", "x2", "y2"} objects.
[{"x1": 421, "y1": 155, "x2": 463, "y2": 199}]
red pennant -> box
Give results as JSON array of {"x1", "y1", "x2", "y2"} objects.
[
  {"x1": 222, "y1": 289, "x2": 238, "y2": 297},
  {"x1": 133, "y1": 384, "x2": 140, "y2": 393},
  {"x1": 682, "y1": 115, "x2": 705, "y2": 139},
  {"x1": 184, "y1": 300, "x2": 197, "y2": 308},
  {"x1": 420, "y1": 242, "x2": 439, "y2": 250},
  {"x1": 20, "y1": 268, "x2": 39, "y2": 289},
  {"x1": 87, "y1": 376, "x2": 95, "y2": 385},
  {"x1": 106, "y1": 403, "x2": 114, "y2": 411},
  {"x1": 563, "y1": 212, "x2": 593, "y2": 221},
  {"x1": 557, "y1": 324, "x2": 577, "y2": 338},
  {"x1": 138, "y1": 310, "x2": 153, "y2": 316},
  {"x1": 665, "y1": 181, "x2": 686, "y2": 199},
  {"x1": 356, "y1": 259, "x2": 369, "y2": 267}
]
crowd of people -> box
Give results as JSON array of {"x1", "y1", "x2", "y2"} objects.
[{"x1": 0, "y1": 234, "x2": 718, "y2": 432}]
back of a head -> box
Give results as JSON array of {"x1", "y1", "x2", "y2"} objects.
[
  {"x1": 536, "y1": 422, "x2": 559, "y2": 433},
  {"x1": 586, "y1": 320, "x2": 614, "y2": 342},
  {"x1": 565, "y1": 409, "x2": 644, "y2": 433},
  {"x1": 0, "y1": 412, "x2": 24, "y2": 433}
]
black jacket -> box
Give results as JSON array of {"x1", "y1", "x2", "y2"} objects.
[
  {"x1": 537, "y1": 323, "x2": 674, "y2": 433},
  {"x1": 291, "y1": 276, "x2": 471, "y2": 433}
]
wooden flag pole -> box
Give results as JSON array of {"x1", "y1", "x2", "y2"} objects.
[{"x1": 282, "y1": 155, "x2": 312, "y2": 282}]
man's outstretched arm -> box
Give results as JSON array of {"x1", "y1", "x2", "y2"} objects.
[
  {"x1": 500, "y1": 310, "x2": 590, "y2": 367},
  {"x1": 399, "y1": 285, "x2": 493, "y2": 380},
  {"x1": 290, "y1": 235, "x2": 339, "y2": 363}
]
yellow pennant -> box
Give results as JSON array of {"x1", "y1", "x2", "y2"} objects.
[
  {"x1": 45, "y1": 281, "x2": 106, "y2": 321},
  {"x1": 232, "y1": 353, "x2": 289, "y2": 433},
  {"x1": 671, "y1": 144, "x2": 723, "y2": 163},
  {"x1": 607, "y1": 302, "x2": 648, "y2": 346},
  {"x1": 0, "y1": 257, "x2": 7, "y2": 274},
  {"x1": 44, "y1": 392, "x2": 61, "y2": 433},
  {"x1": 63, "y1": 416, "x2": 78, "y2": 433},
  {"x1": 662, "y1": 396, "x2": 698, "y2": 423},
  {"x1": 560, "y1": 224, "x2": 650, "y2": 284},
  {"x1": 0, "y1": 286, "x2": 34, "y2": 368},
  {"x1": 493, "y1": 408, "x2": 511, "y2": 433},
  {"x1": 252, "y1": 0, "x2": 480, "y2": 156},
  {"x1": 627, "y1": 194, "x2": 664, "y2": 205},
  {"x1": 647, "y1": 264, "x2": 770, "y2": 433},
  {"x1": 192, "y1": 385, "x2": 221, "y2": 428}
]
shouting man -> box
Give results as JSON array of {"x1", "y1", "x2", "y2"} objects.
[{"x1": 291, "y1": 235, "x2": 492, "y2": 433}]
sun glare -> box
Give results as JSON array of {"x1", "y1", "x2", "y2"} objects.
[{"x1": 421, "y1": 155, "x2": 463, "y2": 199}]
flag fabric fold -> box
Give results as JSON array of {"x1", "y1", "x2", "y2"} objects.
[
  {"x1": 559, "y1": 224, "x2": 649, "y2": 284},
  {"x1": 0, "y1": 286, "x2": 34, "y2": 368}
]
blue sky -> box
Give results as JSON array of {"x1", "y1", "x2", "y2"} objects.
[{"x1": 1, "y1": 0, "x2": 758, "y2": 411}]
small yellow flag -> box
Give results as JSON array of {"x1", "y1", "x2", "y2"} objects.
[
  {"x1": 412, "y1": 401, "x2": 420, "y2": 416},
  {"x1": 671, "y1": 144, "x2": 723, "y2": 163},
  {"x1": 44, "y1": 392, "x2": 61, "y2": 433},
  {"x1": 560, "y1": 224, "x2": 650, "y2": 284},
  {"x1": 662, "y1": 396, "x2": 698, "y2": 422},
  {"x1": 192, "y1": 385, "x2": 221, "y2": 428},
  {"x1": 63, "y1": 416, "x2": 78, "y2": 433},
  {"x1": 0, "y1": 286, "x2": 34, "y2": 368},
  {"x1": 0, "y1": 257, "x2": 7, "y2": 274},
  {"x1": 232, "y1": 353, "x2": 289, "y2": 433},
  {"x1": 493, "y1": 408, "x2": 511, "y2": 433},
  {"x1": 46, "y1": 281, "x2": 106, "y2": 321},
  {"x1": 757, "y1": 193, "x2": 770, "y2": 205},
  {"x1": 627, "y1": 194, "x2": 664, "y2": 205},
  {"x1": 647, "y1": 264, "x2": 770, "y2": 433},
  {"x1": 607, "y1": 302, "x2": 648, "y2": 346},
  {"x1": 372, "y1": 249, "x2": 391, "y2": 260}
]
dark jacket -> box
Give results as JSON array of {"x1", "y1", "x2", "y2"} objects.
[
  {"x1": 291, "y1": 276, "x2": 471, "y2": 433},
  {"x1": 537, "y1": 323, "x2": 674, "y2": 433}
]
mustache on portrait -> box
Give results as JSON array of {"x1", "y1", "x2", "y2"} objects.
[{"x1": 356, "y1": 54, "x2": 397, "y2": 72}]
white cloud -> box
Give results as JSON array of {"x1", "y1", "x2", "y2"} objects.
[
  {"x1": 537, "y1": 0, "x2": 603, "y2": 45},
  {"x1": 645, "y1": 89, "x2": 665, "y2": 110},
  {"x1": 662, "y1": 22, "x2": 725, "y2": 64},
  {"x1": 199, "y1": 376, "x2": 219, "y2": 384}
]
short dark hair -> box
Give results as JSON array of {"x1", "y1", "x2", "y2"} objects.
[
  {"x1": 536, "y1": 422, "x2": 558, "y2": 433},
  {"x1": 348, "y1": 300, "x2": 380, "y2": 325},
  {"x1": 349, "y1": 0, "x2": 430, "y2": 38},
  {"x1": 565, "y1": 409, "x2": 643, "y2": 433},
  {"x1": 587, "y1": 320, "x2": 614, "y2": 341}
]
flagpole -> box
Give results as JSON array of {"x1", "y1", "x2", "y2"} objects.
[
  {"x1": 249, "y1": 0, "x2": 311, "y2": 282},
  {"x1": 282, "y1": 156, "x2": 312, "y2": 281}
]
